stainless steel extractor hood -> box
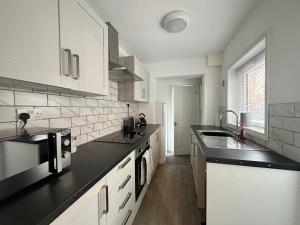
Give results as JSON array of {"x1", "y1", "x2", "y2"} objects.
[{"x1": 106, "y1": 22, "x2": 143, "y2": 82}]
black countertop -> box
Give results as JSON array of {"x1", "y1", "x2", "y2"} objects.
[
  {"x1": 191, "y1": 125, "x2": 300, "y2": 171},
  {"x1": 0, "y1": 124, "x2": 160, "y2": 225}
]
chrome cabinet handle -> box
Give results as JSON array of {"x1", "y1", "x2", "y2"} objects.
[
  {"x1": 156, "y1": 132, "x2": 159, "y2": 142},
  {"x1": 72, "y1": 54, "x2": 80, "y2": 79},
  {"x1": 142, "y1": 88, "x2": 146, "y2": 98},
  {"x1": 98, "y1": 185, "x2": 109, "y2": 219},
  {"x1": 119, "y1": 157, "x2": 131, "y2": 170},
  {"x1": 62, "y1": 49, "x2": 72, "y2": 76},
  {"x1": 119, "y1": 192, "x2": 132, "y2": 210},
  {"x1": 121, "y1": 210, "x2": 132, "y2": 225},
  {"x1": 191, "y1": 134, "x2": 194, "y2": 144},
  {"x1": 119, "y1": 175, "x2": 131, "y2": 191},
  {"x1": 174, "y1": 122, "x2": 177, "y2": 126}
]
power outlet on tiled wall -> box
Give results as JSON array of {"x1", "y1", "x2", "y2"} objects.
[{"x1": 0, "y1": 81, "x2": 138, "y2": 147}]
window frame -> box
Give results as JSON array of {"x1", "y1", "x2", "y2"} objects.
[{"x1": 226, "y1": 32, "x2": 270, "y2": 141}]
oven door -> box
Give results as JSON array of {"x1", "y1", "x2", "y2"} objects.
[
  {"x1": 0, "y1": 132, "x2": 65, "y2": 201},
  {"x1": 135, "y1": 150, "x2": 147, "y2": 201}
]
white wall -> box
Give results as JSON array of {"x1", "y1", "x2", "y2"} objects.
[
  {"x1": 221, "y1": 0, "x2": 300, "y2": 106},
  {"x1": 145, "y1": 57, "x2": 221, "y2": 126}
]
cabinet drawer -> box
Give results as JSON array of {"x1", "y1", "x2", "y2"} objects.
[{"x1": 107, "y1": 152, "x2": 134, "y2": 193}]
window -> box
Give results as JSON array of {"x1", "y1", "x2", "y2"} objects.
[{"x1": 237, "y1": 51, "x2": 266, "y2": 134}]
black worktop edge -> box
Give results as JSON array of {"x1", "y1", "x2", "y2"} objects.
[{"x1": 191, "y1": 125, "x2": 300, "y2": 171}]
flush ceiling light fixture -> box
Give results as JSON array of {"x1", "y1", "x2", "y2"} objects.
[{"x1": 161, "y1": 10, "x2": 190, "y2": 33}]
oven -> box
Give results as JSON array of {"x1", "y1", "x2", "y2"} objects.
[
  {"x1": 0, "y1": 128, "x2": 71, "y2": 201},
  {"x1": 135, "y1": 139, "x2": 150, "y2": 201}
]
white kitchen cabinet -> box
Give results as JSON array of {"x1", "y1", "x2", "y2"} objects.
[
  {"x1": 106, "y1": 151, "x2": 135, "y2": 225},
  {"x1": 50, "y1": 176, "x2": 108, "y2": 225},
  {"x1": 150, "y1": 129, "x2": 161, "y2": 168},
  {"x1": 118, "y1": 56, "x2": 149, "y2": 102},
  {"x1": 140, "y1": 69, "x2": 149, "y2": 102},
  {"x1": 0, "y1": 0, "x2": 61, "y2": 87},
  {"x1": 59, "y1": 0, "x2": 109, "y2": 95}
]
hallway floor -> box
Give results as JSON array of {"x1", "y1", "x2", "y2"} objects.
[{"x1": 132, "y1": 155, "x2": 203, "y2": 225}]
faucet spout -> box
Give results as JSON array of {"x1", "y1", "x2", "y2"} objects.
[{"x1": 220, "y1": 110, "x2": 240, "y2": 139}]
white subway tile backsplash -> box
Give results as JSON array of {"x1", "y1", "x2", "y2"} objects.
[
  {"x1": 283, "y1": 117, "x2": 300, "y2": 132},
  {"x1": 86, "y1": 98, "x2": 98, "y2": 107},
  {"x1": 295, "y1": 103, "x2": 300, "y2": 117},
  {"x1": 0, "y1": 107, "x2": 17, "y2": 122},
  {"x1": 266, "y1": 138, "x2": 283, "y2": 154},
  {"x1": 25, "y1": 119, "x2": 49, "y2": 128},
  {"x1": 0, "y1": 122, "x2": 16, "y2": 130},
  {"x1": 72, "y1": 116, "x2": 87, "y2": 127},
  {"x1": 269, "y1": 116, "x2": 283, "y2": 128},
  {"x1": 15, "y1": 91, "x2": 47, "y2": 106},
  {"x1": 273, "y1": 103, "x2": 295, "y2": 117},
  {"x1": 87, "y1": 115, "x2": 98, "y2": 124},
  {"x1": 293, "y1": 133, "x2": 300, "y2": 148},
  {"x1": 48, "y1": 95, "x2": 71, "y2": 107},
  {"x1": 0, "y1": 90, "x2": 14, "y2": 105},
  {"x1": 61, "y1": 107, "x2": 80, "y2": 117},
  {"x1": 282, "y1": 144, "x2": 300, "y2": 163},
  {"x1": 271, "y1": 128, "x2": 293, "y2": 145},
  {"x1": 50, "y1": 118, "x2": 72, "y2": 128},
  {"x1": 79, "y1": 107, "x2": 93, "y2": 116},
  {"x1": 81, "y1": 124, "x2": 93, "y2": 135},
  {"x1": 71, "y1": 127, "x2": 81, "y2": 137},
  {"x1": 88, "y1": 131, "x2": 99, "y2": 141},
  {"x1": 77, "y1": 134, "x2": 88, "y2": 146},
  {"x1": 0, "y1": 81, "x2": 137, "y2": 147},
  {"x1": 71, "y1": 97, "x2": 86, "y2": 107},
  {"x1": 35, "y1": 107, "x2": 61, "y2": 119}
]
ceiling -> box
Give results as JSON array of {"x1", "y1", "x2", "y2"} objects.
[{"x1": 87, "y1": 0, "x2": 260, "y2": 63}]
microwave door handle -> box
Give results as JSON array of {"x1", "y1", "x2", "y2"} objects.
[{"x1": 48, "y1": 132, "x2": 62, "y2": 173}]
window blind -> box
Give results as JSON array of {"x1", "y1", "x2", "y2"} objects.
[{"x1": 237, "y1": 51, "x2": 266, "y2": 133}]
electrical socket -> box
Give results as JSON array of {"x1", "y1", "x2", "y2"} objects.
[{"x1": 17, "y1": 109, "x2": 42, "y2": 120}]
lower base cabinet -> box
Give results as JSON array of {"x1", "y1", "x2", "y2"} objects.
[
  {"x1": 51, "y1": 129, "x2": 161, "y2": 225},
  {"x1": 50, "y1": 177, "x2": 108, "y2": 225}
]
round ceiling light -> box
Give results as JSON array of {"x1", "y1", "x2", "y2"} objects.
[{"x1": 161, "y1": 10, "x2": 190, "y2": 33}]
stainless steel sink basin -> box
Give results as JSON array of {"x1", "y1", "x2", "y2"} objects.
[
  {"x1": 200, "y1": 131, "x2": 234, "y2": 137},
  {"x1": 197, "y1": 130, "x2": 262, "y2": 151}
]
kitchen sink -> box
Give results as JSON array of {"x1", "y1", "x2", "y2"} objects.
[
  {"x1": 197, "y1": 130, "x2": 262, "y2": 151},
  {"x1": 200, "y1": 131, "x2": 234, "y2": 137}
]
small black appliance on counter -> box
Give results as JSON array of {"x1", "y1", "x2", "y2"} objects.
[
  {"x1": 136, "y1": 113, "x2": 147, "y2": 127},
  {"x1": 0, "y1": 127, "x2": 71, "y2": 201}
]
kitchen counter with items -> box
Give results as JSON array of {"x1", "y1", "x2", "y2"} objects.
[
  {"x1": 191, "y1": 125, "x2": 300, "y2": 171},
  {"x1": 0, "y1": 124, "x2": 160, "y2": 225}
]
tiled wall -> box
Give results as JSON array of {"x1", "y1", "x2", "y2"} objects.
[
  {"x1": 0, "y1": 81, "x2": 138, "y2": 147},
  {"x1": 220, "y1": 103, "x2": 300, "y2": 162}
]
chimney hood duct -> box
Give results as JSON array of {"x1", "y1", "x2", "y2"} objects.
[{"x1": 106, "y1": 22, "x2": 143, "y2": 82}]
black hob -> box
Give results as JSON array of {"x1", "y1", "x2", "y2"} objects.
[{"x1": 94, "y1": 130, "x2": 145, "y2": 144}]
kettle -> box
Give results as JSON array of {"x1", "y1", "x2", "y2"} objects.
[{"x1": 137, "y1": 113, "x2": 147, "y2": 126}]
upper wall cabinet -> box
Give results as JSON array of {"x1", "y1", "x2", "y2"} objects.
[
  {"x1": 0, "y1": 0, "x2": 108, "y2": 96},
  {"x1": 59, "y1": 0, "x2": 109, "y2": 95},
  {"x1": 0, "y1": 0, "x2": 61, "y2": 87},
  {"x1": 118, "y1": 56, "x2": 149, "y2": 102}
]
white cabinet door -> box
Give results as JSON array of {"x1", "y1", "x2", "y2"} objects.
[
  {"x1": 134, "y1": 58, "x2": 143, "y2": 101},
  {"x1": 140, "y1": 69, "x2": 149, "y2": 102},
  {"x1": 0, "y1": 0, "x2": 61, "y2": 87},
  {"x1": 59, "y1": 0, "x2": 108, "y2": 95},
  {"x1": 51, "y1": 176, "x2": 108, "y2": 225}
]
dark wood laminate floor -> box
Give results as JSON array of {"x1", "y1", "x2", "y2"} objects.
[{"x1": 133, "y1": 156, "x2": 202, "y2": 225}]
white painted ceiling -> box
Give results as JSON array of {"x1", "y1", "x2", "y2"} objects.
[{"x1": 87, "y1": 0, "x2": 260, "y2": 63}]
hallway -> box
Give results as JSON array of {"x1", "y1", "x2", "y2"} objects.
[{"x1": 132, "y1": 156, "x2": 203, "y2": 225}]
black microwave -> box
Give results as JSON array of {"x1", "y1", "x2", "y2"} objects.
[{"x1": 0, "y1": 127, "x2": 71, "y2": 201}]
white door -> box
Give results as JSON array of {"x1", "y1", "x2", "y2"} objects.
[
  {"x1": 0, "y1": 0, "x2": 61, "y2": 87},
  {"x1": 174, "y1": 86, "x2": 194, "y2": 155},
  {"x1": 60, "y1": 0, "x2": 108, "y2": 95}
]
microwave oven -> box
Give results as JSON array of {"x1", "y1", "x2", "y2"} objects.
[{"x1": 0, "y1": 127, "x2": 71, "y2": 201}]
